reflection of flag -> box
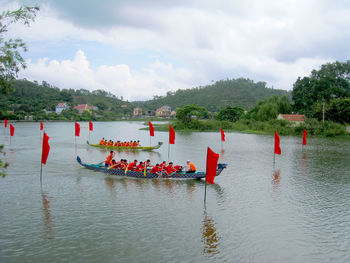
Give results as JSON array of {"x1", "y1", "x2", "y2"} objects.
[
  {"x1": 206, "y1": 147, "x2": 219, "y2": 184},
  {"x1": 40, "y1": 122, "x2": 43, "y2": 131},
  {"x1": 274, "y1": 131, "x2": 281, "y2": 155},
  {"x1": 149, "y1": 122, "x2": 154, "y2": 137},
  {"x1": 10, "y1": 124, "x2": 15, "y2": 136},
  {"x1": 89, "y1": 121, "x2": 93, "y2": 131},
  {"x1": 220, "y1": 129, "x2": 225, "y2": 142},
  {"x1": 169, "y1": 125, "x2": 175, "y2": 144},
  {"x1": 4, "y1": 118, "x2": 8, "y2": 128},
  {"x1": 303, "y1": 129, "x2": 307, "y2": 145},
  {"x1": 41, "y1": 132, "x2": 50, "y2": 164},
  {"x1": 75, "y1": 122, "x2": 80, "y2": 137}
]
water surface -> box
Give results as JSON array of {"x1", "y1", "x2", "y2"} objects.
[{"x1": 0, "y1": 122, "x2": 350, "y2": 262}]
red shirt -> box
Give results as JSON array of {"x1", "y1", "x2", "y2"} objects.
[
  {"x1": 165, "y1": 165, "x2": 176, "y2": 174},
  {"x1": 128, "y1": 162, "x2": 137, "y2": 170},
  {"x1": 174, "y1": 165, "x2": 182, "y2": 172},
  {"x1": 135, "y1": 164, "x2": 145, "y2": 172},
  {"x1": 150, "y1": 166, "x2": 160, "y2": 174}
]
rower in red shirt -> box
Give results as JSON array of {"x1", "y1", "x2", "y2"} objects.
[
  {"x1": 165, "y1": 162, "x2": 177, "y2": 175},
  {"x1": 159, "y1": 161, "x2": 167, "y2": 169},
  {"x1": 135, "y1": 161, "x2": 145, "y2": 172},
  {"x1": 128, "y1": 160, "x2": 137, "y2": 170},
  {"x1": 150, "y1": 164, "x2": 161, "y2": 174}
]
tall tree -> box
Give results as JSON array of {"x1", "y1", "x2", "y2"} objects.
[
  {"x1": 0, "y1": 5, "x2": 39, "y2": 94},
  {"x1": 176, "y1": 104, "x2": 208, "y2": 125},
  {"x1": 292, "y1": 61, "x2": 350, "y2": 116},
  {"x1": 216, "y1": 106, "x2": 245, "y2": 122}
]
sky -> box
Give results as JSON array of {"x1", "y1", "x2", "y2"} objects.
[{"x1": 2, "y1": 0, "x2": 350, "y2": 101}]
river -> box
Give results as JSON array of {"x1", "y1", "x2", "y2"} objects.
[{"x1": 0, "y1": 121, "x2": 349, "y2": 262}]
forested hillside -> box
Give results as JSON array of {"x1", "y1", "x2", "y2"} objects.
[
  {"x1": 0, "y1": 79, "x2": 133, "y2": 120},
  {"x1": 134, "y1": 78, "x2": 290, "y2": 111}
]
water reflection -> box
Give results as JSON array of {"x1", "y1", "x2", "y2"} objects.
[
  {"x1": 272, "y1": 169, "x2": 281, "y2": 191},
  {"x1": 101, "y1": 175, "x2": 225, "y2": 199},
  {"x1": 201, "y1": 211, "x2": 220, "y2": 255},
  {"x1": 41, "y1": 190, "x2": 54, "y2": 240},
  {"x1": 302, "y1": 153, "x2": 307, "y2": 176},
  {"x1": 105, "y1": 177, "x2": 117, "y2": 195}
]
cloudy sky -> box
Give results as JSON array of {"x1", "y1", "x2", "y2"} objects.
[{"x1": 2, "y1": 0, "x2": 350, "y2": 100}]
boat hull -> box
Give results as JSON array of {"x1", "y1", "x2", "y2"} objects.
[{"x1": 77, "y1": 156, "x2": 227, "y2": 179}]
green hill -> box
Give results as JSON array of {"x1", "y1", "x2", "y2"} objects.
[
  {"x1": 0, "y1": 79, "x2": 133, "y2": 120},
  {"x1": 133, "y1": 78, "x2": 291, "y2": 112}
]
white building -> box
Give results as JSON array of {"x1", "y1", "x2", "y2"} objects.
[{"x1": 55, "y1": 102, "x2": 69, "y2": 114}]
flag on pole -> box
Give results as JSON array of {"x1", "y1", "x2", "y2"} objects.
[
  {"x1": 274, "y1": 131, "x2": 281, "y2": 155},
  {"x1": 220, "y1": 128, "x2": 225, "y2": 142},
  {"x1": 4, "y1": 118, "x2": 8, "y2": 128},
  {"x1": 41, "y1": 132, "x2": 50, "y2": 164},
  {"x1": 302, "y1": 129, "x2": 307, "y2": 146},
  {"x1": 40, "y1": 122, "x2": 43, "y2": 131},
  {"x1": 149, "y1": 121, "x2": 154, "y2": 137},
  {"x1": 10, "y1": 124, "x2": 15, "y2": 136},
  {"x1": 75, "y1": 122, "x2": 80, "y2": 137},
  {"x1": 206, "y1": 147, "x2": 219, "y2": 184},
  {"x1": 169, "y1": 125, "x2": 175, "y2": 144},
  {"x1": 89, "y1": 121, "x2": 93, "y2": 131}
]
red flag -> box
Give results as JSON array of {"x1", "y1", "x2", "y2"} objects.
[
  {"x1": 302, "y1": 129, "x2": 307, "y2": 146},
  {"x1": 220, "y1": 128, "x2": 225, "y2": 142},
  {"x1": 274, "y1": 131, "x2": 281, "y2": 155},
  {"x1": 75, "y1": 122, "x2": 80, "y2": 137},
  {"x1": 89, "y1": 121, "x2": 93, "y2": 131},
  {"x1": 40, "y1": 122, "x2": 43, "y2": 131},
  {"x1": 169, "y1": 125, "x2": 175, "y2": 144},
  {"x1": 149, "y1": 121, "x2": 154, "y2": 137},
  {"x1": 41, "y1": 132, "x2": 50, "y2": 164},
  {"x1": 4, "y1": 118, "x2": 8, "y2": 128},
  {"x1": 10, "y1": 124, "x2": 14, "y2": 136},
  {"x1": 206, "y1": 147, "x2": 219, "y2": 184}
]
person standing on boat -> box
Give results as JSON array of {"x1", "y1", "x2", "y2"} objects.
[
  {"x1": 186, "y1": 160, "x2": 196, "y2": 173},
  {"x1": 105, "y1": 151, "x2": 115, "y2": 167}
]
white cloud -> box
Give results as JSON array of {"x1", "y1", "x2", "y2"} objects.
[
  {"x1": 20, "y1": 50, "x2": 196, "y2": 100},
  {"x1": 5, "y1": 0, "x2": 350, "y2": 99}
]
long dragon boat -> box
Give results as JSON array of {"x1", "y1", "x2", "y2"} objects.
[
  {"x1": 86, "y1": 141, "x2": 163, "y2": 151},
  {"x1": 77, "y1": 156, "x2": 227, "y2": 179}
]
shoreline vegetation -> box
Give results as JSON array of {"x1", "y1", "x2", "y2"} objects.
[{"x1": 141, "y1": 119, "x2": 350, "y2": 138}]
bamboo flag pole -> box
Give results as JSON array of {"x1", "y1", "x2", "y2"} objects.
[
  {"x1": 168, "y1": 143, "x2": 170, "y2": 162},
  {"x1": 204, "y1": 178, "x2": 207, "y2": 203},
  {"x1": 40, "y1": 161, "x2": 43, "y2": 184}
]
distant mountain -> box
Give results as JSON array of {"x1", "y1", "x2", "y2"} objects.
[{"x1": 134, "y1": 78, "x2": 291, "y2": 111}]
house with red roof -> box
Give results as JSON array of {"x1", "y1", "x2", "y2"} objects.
[
  {"x1": 73, "y1": 104, "x2": 98, "y2": 114},
  {"x1": 277, "y1": 114, "x2": 305, "y2": 125},
  {"x1": 55, "y1": 102, "x2": 69, "y2": 114}
]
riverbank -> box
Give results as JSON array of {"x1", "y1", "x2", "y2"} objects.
[{"x1": 141, "y1": 119, "x2": 350, "y2": 138}]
